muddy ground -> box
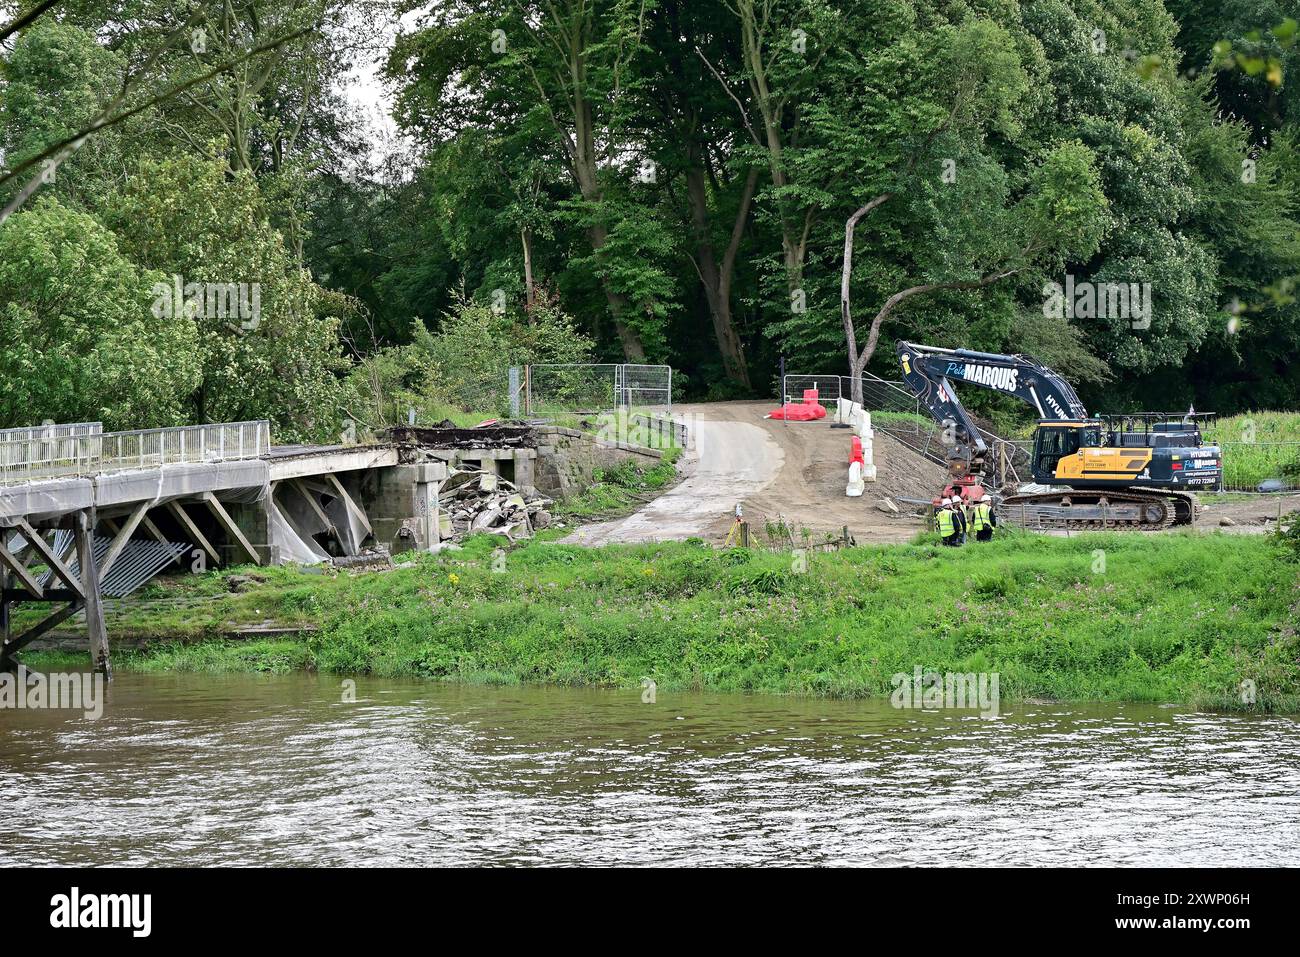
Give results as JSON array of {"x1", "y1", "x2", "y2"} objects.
[{"x1": 696, "y1": 400, "x2": 945, "y2": 544}]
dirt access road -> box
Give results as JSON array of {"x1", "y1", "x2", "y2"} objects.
[{"x1": 563, "y1": 400, "x2": 943, "y2": 546}]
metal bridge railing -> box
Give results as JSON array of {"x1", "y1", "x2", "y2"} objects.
[
  {"x1": 0, "y1": 421, "x2": 103, "y2": 442},
  {"x1": 0, "y1": 421, "x2": 271, "y2": 486}
]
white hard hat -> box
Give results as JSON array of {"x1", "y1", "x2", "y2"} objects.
[
  {"x1": 941, "y1": 497, "x2": 952, "y2": 506},
  {"x1": 981, "y1": 494, "x2": 992, "y2": 503}
]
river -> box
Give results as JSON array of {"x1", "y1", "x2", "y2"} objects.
[{"x1": 2, "y1": 674, "x2": 1298, "y2": 866}]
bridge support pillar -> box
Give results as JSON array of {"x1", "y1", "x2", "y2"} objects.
[
  {"x1": 369, "y1": 463, "x2": 447, "y2": 554},
  {"x1": 74, "y1": 510, "x2": 111, "y2": 678},
  {"x1": 0, "y1": 510, "x2": 110, "y2": 678}
]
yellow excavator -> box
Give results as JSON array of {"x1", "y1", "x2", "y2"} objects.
[{"x1": 896, "y1": 341, "x2": 1222, "y2": 529}]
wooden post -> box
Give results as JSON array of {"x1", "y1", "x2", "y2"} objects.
[
  {"x1": 99, "y1": 500, "x2": 150, "y2": 578},
  {"x1": 1, "y1": 565, "x2": 9, "y2": 646},
  {"x1": 74, "y1": 510, "x2": 111, "y2": 678}
]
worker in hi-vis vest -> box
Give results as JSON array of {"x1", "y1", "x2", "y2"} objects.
[
  {"x1": 934, "y1": 498, "x2": 963, "y2": 547},
  {"x1": 971, "y1": 494, "x2": 997, "y2": 542}
]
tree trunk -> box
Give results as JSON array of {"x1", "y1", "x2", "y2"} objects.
[
  {"x1": 686, "y1": 158, "x2": 754, "y2": 388},
  {"x1": 521, "y1": 227, "x2": 536, "y2": 321},
  {"x1": 569, "y1": 73, "x2": 647, "y2": 362},
  {"x1": 841, "y1": 196, "x2": 891, "y2": 406},
  {"x1": 737, "y1": 0, "x2": 807, "y2": 295}
]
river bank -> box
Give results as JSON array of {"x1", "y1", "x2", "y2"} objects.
[{"x1": 20, "y1": 530, "x2": 1300, "y2": 711}]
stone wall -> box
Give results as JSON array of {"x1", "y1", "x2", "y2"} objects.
[{"x1": 532, "y1": 426, "x2": 664, "y2": 500}]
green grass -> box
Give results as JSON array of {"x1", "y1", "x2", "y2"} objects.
[
  {"x1": 18, "y1": 530, "x2": 1300, "y2": 711},
  {"x1": 1210, "y1": 411, "x2": 1300, "y2": 444},
  {"x1": 1208, "y1": 412, "x2": 1300, "y2": 490},
  {"x1": 552, "y1": 448, "x2": 681, "y2": 520},
  {"x1": 871, "y1": 410, "x2": 934, "y2": 432}
]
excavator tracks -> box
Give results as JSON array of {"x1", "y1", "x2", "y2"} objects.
[{"x1": 998, "y1": 488, "x2": 1200, "y2": 531}]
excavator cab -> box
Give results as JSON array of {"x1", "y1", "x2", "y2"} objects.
[{"x1": 1031, "y1": 422, "x2": 1086, "y2": 477}]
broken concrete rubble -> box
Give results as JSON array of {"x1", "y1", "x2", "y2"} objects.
[{"x1": 444, "y1": 467, "x2": 553, "y2": 543}]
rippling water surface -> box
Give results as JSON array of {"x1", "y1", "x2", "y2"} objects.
[{"x1": 2, "y1": 674, "x2": 1298, "y2": 866}]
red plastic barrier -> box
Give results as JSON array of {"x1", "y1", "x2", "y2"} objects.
[
  {"x1": 769, "y1": 387, "x2": 827, "y2": 420},
  {"x1": 769, "y1": 403, "x2": 821, "y2": 421},
  {"x1": 850, "y1": 436, "x2": 864, "y2": 465}
]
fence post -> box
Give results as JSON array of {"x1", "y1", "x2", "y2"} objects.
[{"x1": 509, "y1": 366, "x2": 521, "y2": 417}]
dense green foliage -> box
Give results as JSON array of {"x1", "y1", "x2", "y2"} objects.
[
  {"x1": 2, "y1": 1, "x2": 1299, "y2": 436},
  {"x1": 23, "y1": 531, "x2": 1300, "y2": 710}
]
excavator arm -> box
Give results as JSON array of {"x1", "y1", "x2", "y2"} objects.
[{"x1": 895, "y1": 340, "x2": 1090, "y2": 471}]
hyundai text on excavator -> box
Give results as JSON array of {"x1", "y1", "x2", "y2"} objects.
[{"x1": 895, "y1": 341, "x2": 1223, "y2": 529}]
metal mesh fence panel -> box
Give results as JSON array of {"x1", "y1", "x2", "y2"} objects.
[
  {"x1": 780, "y1": 374, "x2": 843, "y2": 408},
  {"x1": 852, "y1": 373, "x2": 1033, "y2": 485},
  {"x1": 526, "y1": 364, "x2": 673, "y2": 415},
  {"x1": 526, "y1": 364, "x2": 618, "y2": 414},
  {"x1": 617, "y1": 364, "x2": 672, "y2": 410}
]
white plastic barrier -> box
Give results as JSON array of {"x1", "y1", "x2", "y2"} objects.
[
  {"x1": 837, "y1": 400, "x2": 877, "y2": 485},
  {"x1": 858, "y1": 410, "x2": 876, "y2": 480},
  {"x1": 846, "y1": 460, "x2": 864, "y2": 497}
]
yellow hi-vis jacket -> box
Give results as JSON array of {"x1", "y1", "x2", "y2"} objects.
[
  {"x1": 972, "y1": 503, "x2": 993, "y2": 533},
  {"x1": 935, "y1": 508, "x2": 956, "y2": 537}
]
